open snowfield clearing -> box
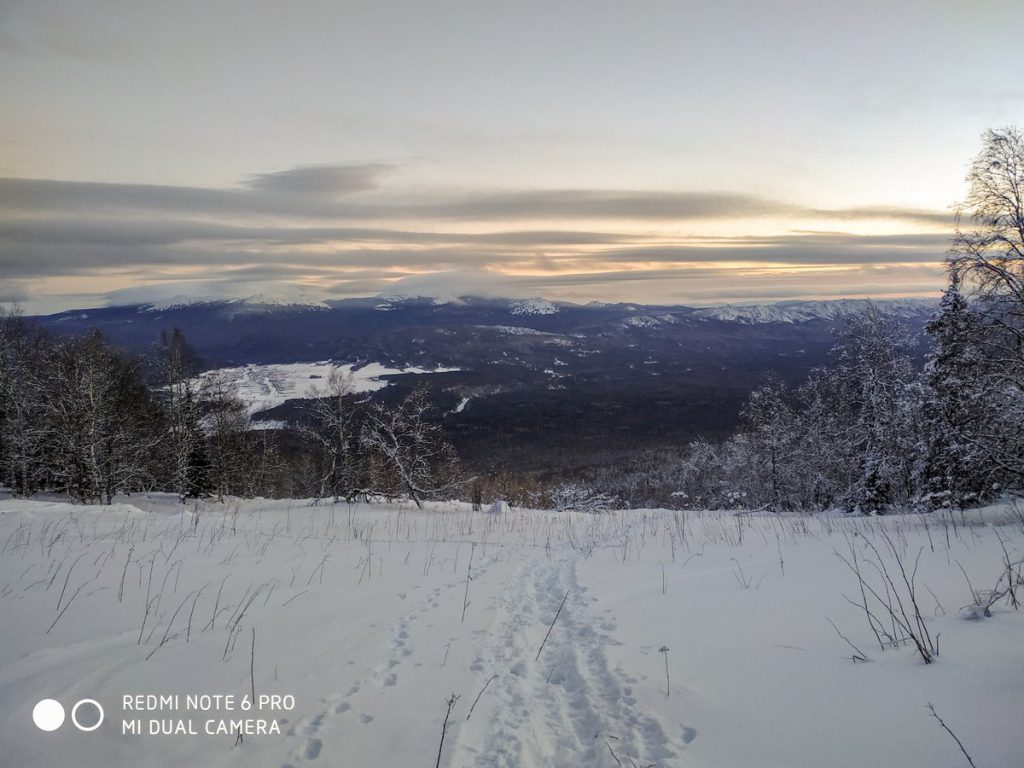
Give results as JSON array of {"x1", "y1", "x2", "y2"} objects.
[
  {"x1": 0, "y1": 496, "x2": 1021, "y2": 768},
  {"x1": 193, "y1": 362, "x2": 461, "y2": 415}
]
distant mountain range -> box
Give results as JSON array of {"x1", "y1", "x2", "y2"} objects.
[
  {"x1": 31, "y1": 294, "x2": 938, "y2": 474},
  {"x1": 140, "y1": 292, "x2": 332, "y2": 314}
]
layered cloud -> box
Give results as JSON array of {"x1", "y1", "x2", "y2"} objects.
[
  {"x1": 0, "y1": 164, "x2": 954, "y2": 312},
  {"x1": 0, "y1": 174, "x2": 951, "y2": 225}
]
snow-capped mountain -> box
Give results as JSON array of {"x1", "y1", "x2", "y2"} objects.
[
  {"x1": 219, "y1": 293, "x2": 331, "y2": 316},
  {"x1": 138, "y1": 291, "x2": 329, "y2": 314}
]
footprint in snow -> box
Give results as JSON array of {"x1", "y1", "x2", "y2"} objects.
[{"x1": 304, "y1": 738, "x2": 322, "y2": 760}]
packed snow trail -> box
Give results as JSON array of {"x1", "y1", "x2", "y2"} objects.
[{"x1": 453, "y1": 555, "x2": 681, "y2": 767}]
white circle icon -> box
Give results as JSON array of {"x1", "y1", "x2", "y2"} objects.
[
  {"x1": 32, "y1": 699, "x2": 65, "y2": 732},
  {"x1": 71, "y1": 699, "x2": 104, "y2": 732}
]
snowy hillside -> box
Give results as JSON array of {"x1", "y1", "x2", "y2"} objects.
[
  {"x1": 192, "y1": 361, "x2": 460, "y2": 414},
  {"x1": 622, "y1": 313, "x2": 681, "y2": 329},
  {"x1": 693, "y1": 298, "x2": 937, "y2": 324},
  {"x1": 0, "y1": 496, "x2": 1020, "y2": 768}
]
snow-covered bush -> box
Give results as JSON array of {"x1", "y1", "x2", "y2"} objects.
[{"x1": 550, "y1": 483, "x2": 617, "y2": 513}]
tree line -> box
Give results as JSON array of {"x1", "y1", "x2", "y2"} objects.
[{"x1": 0, "y1": 323, "x2": 461, "y2": 506}]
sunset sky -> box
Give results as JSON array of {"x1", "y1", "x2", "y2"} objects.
[{"x1": 2, "y1": 0, "x2": 1023, "y2": 313}]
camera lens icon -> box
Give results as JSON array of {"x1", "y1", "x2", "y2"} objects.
[
  {"x1": 33, "y1": 699, "x2": 104, "y2": 732},
  {"x1": 71, "y1": 699, "x2": 104, "y2": 731}
]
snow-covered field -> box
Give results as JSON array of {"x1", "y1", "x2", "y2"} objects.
[
  {"x1": 1, "y1": 496, "x2": 1021, "y2": 767},
  {"x1": 193, "y1": 362, "x2": 461, "y2": 415}
]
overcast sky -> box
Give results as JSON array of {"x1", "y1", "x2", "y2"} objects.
[{"x1": 2, "y1": 0, "x2": 1022, "y2": 312}]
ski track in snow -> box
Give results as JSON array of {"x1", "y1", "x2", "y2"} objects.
[{"x1": 454, "y1": 556, "x2": 682, "y2": 768}]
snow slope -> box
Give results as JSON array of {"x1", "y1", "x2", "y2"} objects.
[{"x1": 0, "y1": 497, "x2": 1021, "y2": 768}]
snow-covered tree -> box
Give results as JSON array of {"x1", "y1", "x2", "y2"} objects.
[
  {"x1": 155, "y1": 329, "x2": 209, "y2": 502},
  {"x1": 674, "y1": 438, "x2": 725, "y2": 509},
  {"x1": 790, "y1": 370, "x2": 860, "y2": 509},
  {"x1": 946, "y1": 126, "x2": 1024, "y2": 486},
  {"x1": 0, "y1": 308, "x2": 49, "y2": 496},
  {"x1": 831, "y1": 309, "x2": 919, "y2": 512},
  {"x1": 361, "y1": 388, "x2": 462, "y2": 507},
  {"x1": 302, "y1": 368, "x2": 364, "y2": 502},
  {"x1": 201, "y1": 371, "x2": 250, "y2": 501},
  {"x1": 741, "y1": 376, "x2": 800, "y2": 511},
  {"x1": 43, "y1": 331, "x2": 160, "y2": 503}
]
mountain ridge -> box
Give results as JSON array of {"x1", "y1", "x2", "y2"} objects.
[{"x1": 83, "y1": 292, "x2": 939, "y2": 325}]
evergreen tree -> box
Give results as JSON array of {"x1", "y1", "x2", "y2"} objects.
[
  {"x1": 181, "y1": 387, "x2": 212, "y2": 499},
  {"x1": 921, "y1": 275, "x2": 993, "y2": 508}
]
